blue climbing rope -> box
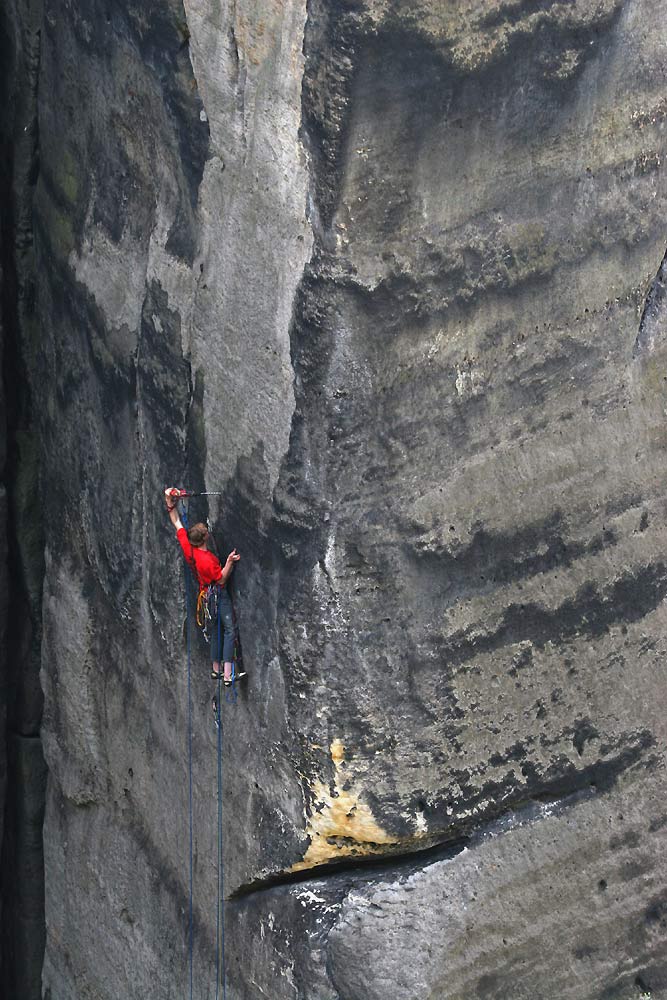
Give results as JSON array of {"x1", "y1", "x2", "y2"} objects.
[
  {"x1": 182, "y1": 501, "x2": 194, "y2": 1000},
  {"x1": 215, "y1": 588, "x2": 230, "y2": 998},
  {"x1": 180, "y1": 497, "x2": 229, "y2": 999},
  {"x1": 215, "y1": 673, "x2": 221, "y2": 999},
  {"x1": 216, "y1": 595, "x2": 226, "y2": 1000},
  {"x1": 219, "y1": 712, "x2": 227, "y2": 1000}
]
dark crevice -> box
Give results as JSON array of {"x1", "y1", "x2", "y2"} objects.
[
  {"x1": 230, "y1": 745, "x2": 643, "y2": 899},
  {"x1": 230, "y1": 834, "x2": 470, "y2": 900},
  {"x1": 300, "y1": 0, "x2": 361, "y2": 235},
  {"x1": 0, "y1": 0, "x2": 47, "y2": 996},
  {"x1": 634, "y1": 246, "x2": 667, "y2": 357}
]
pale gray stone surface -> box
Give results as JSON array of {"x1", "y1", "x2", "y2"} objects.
[{"x1": 229, "y1": 768, "x2": 667, "y2": 999}]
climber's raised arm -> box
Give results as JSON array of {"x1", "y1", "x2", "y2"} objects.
[
  {"x1": 164, "y1": 487, "x2": 184, "y2": 531},
  {"x1": 217, "y1": 549, "x2": 240, "y2": 588}
]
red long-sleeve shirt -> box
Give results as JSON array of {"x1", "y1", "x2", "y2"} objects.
[{"x1": 177, "y1": 528, "x2": 223, "y2": 588}]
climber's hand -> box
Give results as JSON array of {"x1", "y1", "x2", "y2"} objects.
[
  {"x1": 225, "y1": 549, "x2": 241, "y2": 566},
  {"x1": 165, "y1": 487, "x2": 181, "y2": 508}
]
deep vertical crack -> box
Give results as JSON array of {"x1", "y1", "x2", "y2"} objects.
[{"x1": 0, "y1": 0, "x2": 47, "y2": 996}]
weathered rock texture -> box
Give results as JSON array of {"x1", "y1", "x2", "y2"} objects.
[{"x1": 3, "y1": 0, "x2": 667, "y2": 997}]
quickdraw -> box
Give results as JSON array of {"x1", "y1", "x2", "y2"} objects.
[{"x1": 196, "y1": 585, "x2": 210, "y2": 630}]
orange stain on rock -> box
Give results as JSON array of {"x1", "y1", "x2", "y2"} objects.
[{"x1": 291, "y1": 738, "x2": 396, "y2": 872}]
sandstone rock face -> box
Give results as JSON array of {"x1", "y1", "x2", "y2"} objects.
[
  {"x1": 230, "y1": 770, "x2": 667, "y2": 1000},
  {"x1": 5, "y1": 0, "x2": 667, "y2": 997}
]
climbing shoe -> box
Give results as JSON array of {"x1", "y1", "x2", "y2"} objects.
[{"x1": 211, "y1": 669, "x2": 223, "y2": 681}]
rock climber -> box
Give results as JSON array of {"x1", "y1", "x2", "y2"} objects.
[{"x1": 164, "y1": 487, "x2": 244, "y2": 685}]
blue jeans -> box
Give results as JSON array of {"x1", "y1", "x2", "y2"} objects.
[{"x1": 206, "y1": 585, "x2": 235, "y2": 664}]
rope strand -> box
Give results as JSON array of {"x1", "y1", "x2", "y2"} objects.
[
  {"x1": 183, "y1": 503, "x2": 194, "y2": 1000},
  {"x1": 216, "y1": 595, "x2": 223, "y2": 999},
  {"x1": 219, "y1": 710, "x2": 226, "y2": 1000},
  {"x1": 181, "y1": 496, "x2": 228, "y2": 999}
]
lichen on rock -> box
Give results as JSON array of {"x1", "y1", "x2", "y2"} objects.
[{"x1": 293, "y1": 738, "x2": 415, "y2": 871}]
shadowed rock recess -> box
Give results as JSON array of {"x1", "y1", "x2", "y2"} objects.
[
  {"x1": 1, "y1": 0, "x2": 667, "y2": 997},
  {"x1": 1, "y1": 0, "x2": 47, "y2": 997}
]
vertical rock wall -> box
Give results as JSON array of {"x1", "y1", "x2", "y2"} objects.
[
  {"x1": 0, "y1": 0, "x2": 46, "y2": 996},
  {"x1": 34, "y1": 0, "x2": 313, "y2": 995},
  {"x1": 2, "y1": 0, "x2": 666, "y2": 997}
]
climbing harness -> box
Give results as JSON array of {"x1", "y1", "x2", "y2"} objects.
[
  {"x1": 196, "y1": 587, "x2": 208, "y2": 629},
  {"x1": 180, "y1": 496, "x2": 230, "y2": 999}
]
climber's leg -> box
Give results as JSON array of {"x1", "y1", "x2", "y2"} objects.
[
  {"x1": 219, "y1": 589, "x2": 237, "y2": 683},
  {"x1": 208, "y1": 586, "x2": 223, "y2": 680}
]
